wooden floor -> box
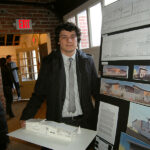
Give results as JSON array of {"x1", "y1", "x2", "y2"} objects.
[{"x1": 7, "y1": 101, "x2": 43, "y2": 150}]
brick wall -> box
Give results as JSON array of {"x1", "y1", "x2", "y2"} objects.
[
  {"x1": 0, "y1": 4, "x2": 60, "y2": 49},
  {"x1": 0, "y1": 3, "x2": 60, "y2": 110}
]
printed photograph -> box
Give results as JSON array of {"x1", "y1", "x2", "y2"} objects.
[
  {"x1": 126, "y1": 103, "x2": 150, "y2": 145},
  {"x1": 100, "y1": 78, "x2": 150, "y2": 106},
  {"x1": 103, "y1": 65, "x2": 128, "y2": 78},
  {"x1": 119, "y1": 132, "x2": 150, "y2": 150},
  {"x1": 133, "y1": 65, "x2": 150, "y2": 81}
]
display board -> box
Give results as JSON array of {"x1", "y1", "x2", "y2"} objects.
[
  {"x1": 98, "y1": 0, "x2": 150, "y2": 149},
  {"x1": 102, "y1": 0, "x2": 150, "y2": 34}
]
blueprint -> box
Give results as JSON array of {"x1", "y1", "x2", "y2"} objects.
[{"x1": 102, "y1": 0, "x2": 150, "y2": 34}]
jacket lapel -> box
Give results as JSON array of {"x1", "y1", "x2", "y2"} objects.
[{"x1": 53, "y1": 50, "x2": 66, "y2": 101}]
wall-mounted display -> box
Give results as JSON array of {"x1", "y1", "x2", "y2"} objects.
[
  {"x1": 119, "y1": 132, "x2": 150, "y2": 150},
  {"x1": 100, "y1": 78, "x2": 150, "y2": 106},
  {"x1": 133, "y1": 65, "x2": 150, "y2": 81},
  {"x1": 97, "y1": 101, "x2": 119, "y2": 145},
  {"x1": 100, "y1": 1, "x2": 150, "y2": 149},
  {"x1": 126, "y1": 102, "x2": 150, "y2": 145},
  {"x1": 103, "y1": 65, "x2": 128, "y2": 78}
]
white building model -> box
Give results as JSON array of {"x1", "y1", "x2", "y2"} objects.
[{"x1": 26, "y1": 119, "x2": 81, "y2": 141}]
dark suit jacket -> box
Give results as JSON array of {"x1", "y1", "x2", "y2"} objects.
[
  {"x1": 0, "y1": 100, "x2": 9, "y2": 149},
  {"x1": 20, "y1": 49, "x2": 99, "y2": 130}
]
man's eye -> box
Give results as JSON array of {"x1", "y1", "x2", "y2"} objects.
[
  {"x1": 60, "y1": 35, "x2": 76, "y2": 40},
  {"x1": 61, "y1": 36, "x2": 67, "y2": 39},
  {"x1": 71, "y1": 36, "x2": 76, "y2": 39}
]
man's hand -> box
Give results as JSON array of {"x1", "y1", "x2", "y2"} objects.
[{"x1": 20, "y1": 120, "x2": 26, "y2": 128}]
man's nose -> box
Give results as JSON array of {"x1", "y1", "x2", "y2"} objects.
[{"x1": 67, "y1": 37, "x2": 73, "y2": 42}]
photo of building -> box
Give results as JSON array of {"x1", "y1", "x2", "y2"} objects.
[
  {"x1": 100, "y1": 78, "x2": 150, "y2": 106},
  {"x1": 103, "y1": 65, "x2": 128, "y2": 78},
  {"x1": 119, "y1": 132, "x2": 150, "y2": 150},
  {"x1": 127, "y1": 103, "x2": 150, "y2": 145},
  {"x1": 133, "y1": 65, "x2": 150, "y2": 81}
]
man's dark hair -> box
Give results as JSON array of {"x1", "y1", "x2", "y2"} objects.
[
  {"x1": 6, "y1": 55, "x2": 11, "y2": 59},
  {"x1": 55, "y1": 22, "x2": 81, "y2": 49}
]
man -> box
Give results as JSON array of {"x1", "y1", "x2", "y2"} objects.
[
  {"x1": 6, "y1": 55, "x2": 21, "y2": 100},
  {"x1": 20, "y1": 22, "x2": 99, "y2": 149},
  {"x1": 0, "y1": 100, "x2": 9, "y2": 150},
  {"x1": 0, "y1": 58, "x2": 15, "y2": 118}
]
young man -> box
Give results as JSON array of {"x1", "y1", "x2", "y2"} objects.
[
  {"x1": 20, "y1": 22, "x2": 99, "y2": 149},
  {"x1": 6, "y1": 55, "x2": 21, "y2": 100}
]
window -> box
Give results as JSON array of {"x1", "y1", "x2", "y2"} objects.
[
  {"x1": 89, "y1": 3, "x2": 102, "y2": 47},
  {"x1": 64, "y1": 0, "x2": 102, "y2": 49},
  {"x1": 0, "y1": 34, "x2": 20, "y2": 46},
  {"x1": 103, "y1": 0, "x2": 118, "y2": 6},
  {"x1": 77, "y1": 10, "x2": 89, "y2": 49}
]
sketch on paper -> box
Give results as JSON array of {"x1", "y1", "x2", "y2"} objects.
[
  {"x1": 133, "y1": 65, "x2": 150, "y2": 81},
  {"x1": 100, "y1": 78, "x2": 150, "y2": 106},
  {"x1": 119, "y1": 132, "x2": 150, "y2": 150},
  {"x1": 126, "y1": 103, "x2": 150, "y2": 145},
  {"x1": 103, "y1": 65, "x2": 128, "y2": 78}
]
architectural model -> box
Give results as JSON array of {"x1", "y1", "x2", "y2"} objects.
[{"x1": 25, "y1": 119, "x2": 81, "y2": 141}]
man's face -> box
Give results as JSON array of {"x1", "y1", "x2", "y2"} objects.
[{"x1": 58, "y1": 30, "x2": 78, "y2": 56}]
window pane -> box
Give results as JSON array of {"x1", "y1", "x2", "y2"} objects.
[
  {"x1": 67, "y1": 17, "x2": 76, "y2": 24},
  {"x1": 32, "y1": 50, "x2": 38, "y2": 79},
  {"x1": 0, "y1": 35, "x2": 5, "y2": 46},
  {"x1": 19, "y1": 50, "x2": 38, "y2": 82},
  {"x1": 89, "y1": 3, "x2": 102, "y2": 47},
  {"x1": 104, "y1": 0, "x2": 118, "y2": 6},
  {"x1": 77, "y1": 10, "x2": 89, "y2": 49}
]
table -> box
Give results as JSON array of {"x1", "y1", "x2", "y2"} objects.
[{"x1": 8, "y1": 127, "x2": 97, "y2": 150}]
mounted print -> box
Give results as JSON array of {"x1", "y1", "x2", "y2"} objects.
[
  {"x1": 126, "y1": 102, "x2": 150, "y2": 145},
  {"x1": 119, "y1": 132, "x2": 150, "y2": 150},
  {"x1": 103, "y1": 65, "x2": 128, "y2": 79},
  {"x1": 100, "y1": 78, "x2": 150, "y2": 106},
  {"x1": 133, "y1": 65, "x2": 150, "y2": 81}
]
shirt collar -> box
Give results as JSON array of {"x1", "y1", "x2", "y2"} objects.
[{"x1": 62, "y1": 50, "x2": 76, "y2": 63}]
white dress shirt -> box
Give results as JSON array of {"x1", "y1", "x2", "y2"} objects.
[{"x1": 61, "y1": 51, "x2": 83, "y2": 117}]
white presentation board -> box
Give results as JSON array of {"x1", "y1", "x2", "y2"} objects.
[
  {"x1": 8, "y1": 127, "x2": 97, "y2": 150},
  {"x1": 102, "y1": 27, "x2": 150, "y2": 61},
  {"x1": 102, "y1": 0, "x2": 150, "y2": 34}
]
